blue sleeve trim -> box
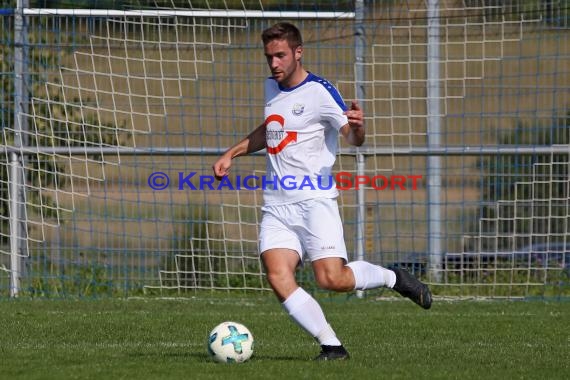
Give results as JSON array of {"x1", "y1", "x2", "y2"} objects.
[{"x1": 307, "y1": 73, "x2": 348, "y2": 112}]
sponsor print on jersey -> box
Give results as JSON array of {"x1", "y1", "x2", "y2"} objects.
[{"x1": 264, "y1": 114, "x2": 297, "y2": 155}]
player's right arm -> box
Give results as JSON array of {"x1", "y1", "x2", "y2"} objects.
[{"x1": 212, "y1": 123, "x2": 266, "y2": 180}]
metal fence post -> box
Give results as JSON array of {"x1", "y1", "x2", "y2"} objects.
[
  {"x1": 427, "y1": 0, "x2": 443, "y2": 281},
  {"x1": 354, "y1": 0, "x2": 366, "y2": 298},
  {"x1": 10, "y1": 0, "x2": 30, "y2": 297}
]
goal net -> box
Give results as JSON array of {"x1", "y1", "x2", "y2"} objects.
[{"x1": 1, "y1": 0, "x2": 569, "y2": 298}]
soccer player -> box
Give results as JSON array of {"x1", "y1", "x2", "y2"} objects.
[{"x1": 212, "y1": 22, "x2": 432, "y2": 360}]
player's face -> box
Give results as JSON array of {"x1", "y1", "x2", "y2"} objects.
[{"x1": 264, "y1": 38, "x2": 302, "y2": 88}]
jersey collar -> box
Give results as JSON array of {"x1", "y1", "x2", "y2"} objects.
[{"x1": 278, "y1": 72, "x2": 315, "y2": 92}]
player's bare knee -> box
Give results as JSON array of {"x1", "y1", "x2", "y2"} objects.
[
  {"x1": 265, "y1": 271, "x2": 281, "y2": 287},
  {"x1": 266, "y1": 270, "x2": 293, "y2": 288}
]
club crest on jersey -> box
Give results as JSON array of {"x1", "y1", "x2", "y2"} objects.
[{"x1": 292, "y1": 103, "x2": 305, "y2": 116}]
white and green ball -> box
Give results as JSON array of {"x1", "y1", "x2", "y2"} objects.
[{"x1": 207, "y1": 321, "x2": 254, "y2": 363}]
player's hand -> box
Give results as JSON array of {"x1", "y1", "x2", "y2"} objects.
[
  {"x1": 212, "y1": 155, "x2": 232, "y2": 181},
  {"x1": 344, "y1": 101, "x2": 363, "y2": 129}
]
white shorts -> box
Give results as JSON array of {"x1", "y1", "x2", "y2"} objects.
[{"x1": 259, "y1": 197, "x2": 348, "y2": 263}]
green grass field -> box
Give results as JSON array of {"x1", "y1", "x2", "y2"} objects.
[{"x1": 1, "y1": 296, "x2": 568, "y2": 380}]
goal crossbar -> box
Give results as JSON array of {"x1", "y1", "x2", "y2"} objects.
[{"x1": 21, "y1": 8, "x2": 355, "y2": 19}]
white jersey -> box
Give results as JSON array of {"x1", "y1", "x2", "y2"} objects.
[{"x1": 263, "y1": 72, "x2": 349, "y2": 206}]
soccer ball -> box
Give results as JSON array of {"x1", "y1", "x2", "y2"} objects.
[{"x1": 207, "y1": 321, "x2": 254, "y2": 363}]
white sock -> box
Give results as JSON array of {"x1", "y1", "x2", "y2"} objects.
[
  {"x1": 282, "y1": 287, "x2": 342, "y2": 346},
  {"x1": 346, "y1": 260, "x2": 397, "y2": 290}
]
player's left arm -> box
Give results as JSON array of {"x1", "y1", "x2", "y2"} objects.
[{"x1": 340, "y1": 100, "x2": 365, "y2": 147}]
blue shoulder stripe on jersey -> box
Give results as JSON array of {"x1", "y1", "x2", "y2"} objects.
[
  {"x1": 306, "y1": 72, "x2": 348, "y2": 112},
  {"x1": 274, "y1": 73, "x2": 348, "y2": 112}
]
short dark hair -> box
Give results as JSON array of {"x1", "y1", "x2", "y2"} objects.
[{"x1": 261, "y1": 22, "x2": 303, "y2": 49}]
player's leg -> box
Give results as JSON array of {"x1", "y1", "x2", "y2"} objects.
[
  {"x1": 305, "y1": 198, "x2": 395, "y2": 291},
  {"x1": 305, "y1": 198, "x2": 432, "y2": 309},
  {"x1": 312, "y1": 257, "x2": 394, "y2": 291},
  {"x1": 313, "y1": 257, "x2": 432, "y2": 309},
  {"x1": 260, "y1": 248, "x2": 300, "y2": 302},
  {"x1": 261, "y1": 248, "x2": 348, "y2": 360},
  {"x1": 259, "y1": 205, "x2": 348, "y2": 360}
]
